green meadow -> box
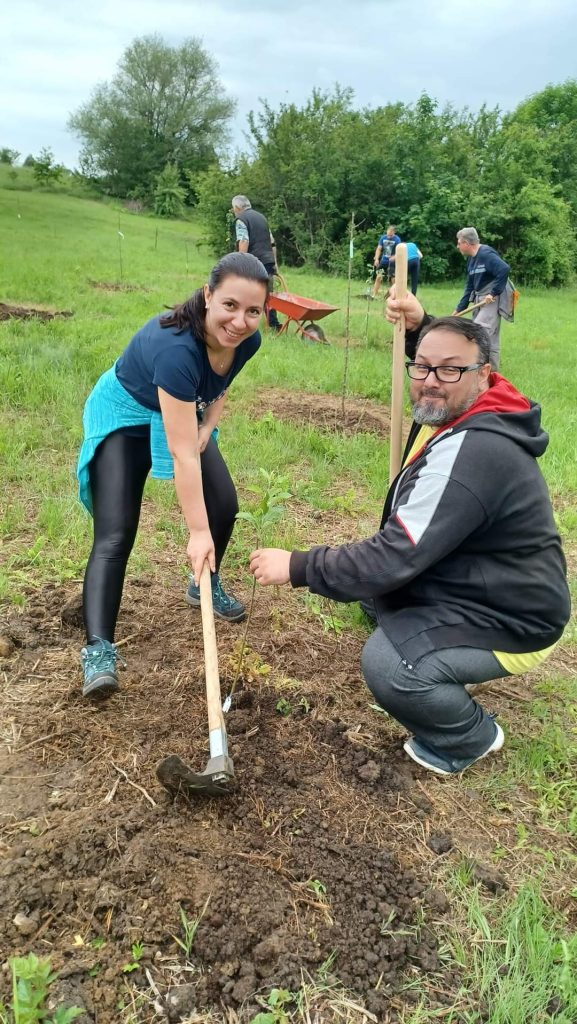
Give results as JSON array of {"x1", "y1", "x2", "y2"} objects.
[{"x1": 1, "y1": 181, "x2": 576, "y2": 1021}]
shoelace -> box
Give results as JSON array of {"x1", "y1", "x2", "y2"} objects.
[
  {"x1": 84, "y1": 639, "x2": 126, "y2": 671},
  {"x1": 211, "y1": 577, "x2": 236, "y2": 609}
]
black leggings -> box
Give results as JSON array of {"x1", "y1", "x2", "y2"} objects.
[{"x1": 82, "y1": 431, "x2": 238, "y2": 643}]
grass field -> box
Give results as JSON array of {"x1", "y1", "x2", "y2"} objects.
[{"x1": 1, "y1": 183, "x2": 576, "y2": 1023}]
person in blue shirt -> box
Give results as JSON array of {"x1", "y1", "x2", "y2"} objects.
[
  {"x1": 76, "y1": 252, "x2": 270, "y2": 699},
  {"x1": 389, "y1": 241, "x2": 423, "y2": 296},
  {"x1": 453, "y1": 227, "x2": 510, "y2": 370},
  {"x1": 371, "y1": 226, "x2": 401, "y2": 298}
]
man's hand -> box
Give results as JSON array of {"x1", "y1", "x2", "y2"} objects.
[
  {"x1": 385, "y1": 285, "x2": 425, "y2": 330},
  {"x1": 482, "y1": 294, "x2": 495, "y2": 305},
  {"x1": 250, "y1": 548, "x2": 291, "y2": 586}
]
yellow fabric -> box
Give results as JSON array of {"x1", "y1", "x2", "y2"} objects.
[
  {"x1": 493, "y1": 643, "x2": 557, "y2": 675},
  {"x1": 403, "y1": 426, "x2": 435, "y2": 466}
]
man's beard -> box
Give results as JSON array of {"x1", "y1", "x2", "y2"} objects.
[{"x1": 411, "y1": 385, "x2": 480, "y2": 427}]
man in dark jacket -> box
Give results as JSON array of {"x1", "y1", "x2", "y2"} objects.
[
  {"x1": 249, "y1": 296, "x2": 570, "y2": 776},
  {"x1": 232, "y1": 195, "x2": 281, "y2": 331},
  {"x1": 453, "y1": 227, "x2": 510, "y2": 370}
]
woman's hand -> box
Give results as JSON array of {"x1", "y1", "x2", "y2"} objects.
[
  {"x1": 187, "y1": 528, "x2": 216, "y2": 585},
  {"x1": 250, "y1": 548, "x2": 291, "y2": 586},
  {"x1": 197, "y1": 423, "x2": 213, "y2": 453},
  {"x1": 385, "y1": 285, "x2": 425, "y2": 330}
]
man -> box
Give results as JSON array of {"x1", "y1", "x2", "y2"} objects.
[
  {"x1": 249, "y1": 292, "x2": 570, "y2": 776},
  {"x1": 453, "y1": 227, "x2": 510, "y2": 371},
  {"x1": 231, "y1": 195, "x2": 281, "y2": 332},
  {"x1": 389, "y1": 240, "x2": 423, "y2": 296},
  {"x1": 371, "y1": 225, "x2": 401, "y2": 298}
]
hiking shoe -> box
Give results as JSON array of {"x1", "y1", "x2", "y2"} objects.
[
  {"x1": 186, "y1": 572, "x2": 246, "y2": 622},
  {"x1": 81, "y1": 638, "x2": 121, "y2": 698},
  {"x1": 403, "y1": 720, "x2": 504, "y2": 776}
]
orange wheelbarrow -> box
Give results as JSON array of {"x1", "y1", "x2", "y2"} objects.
[{"x1": 267, "y1": 274, "x2": 339, "y2": 344}]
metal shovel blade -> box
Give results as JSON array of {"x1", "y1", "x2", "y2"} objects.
[{"x1": 156, "y1": 753, "x2": 235, "y2": 798}]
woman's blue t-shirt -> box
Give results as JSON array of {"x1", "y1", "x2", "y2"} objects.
[{"x1": 115, "y1": 315, "x2": 261, "y2": 416}]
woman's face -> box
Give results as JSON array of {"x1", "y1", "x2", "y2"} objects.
[{"x1": 204, "y1": 275, "x2": 267, "y2": 349}]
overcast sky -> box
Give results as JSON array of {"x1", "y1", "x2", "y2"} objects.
[{"x1": 2, "y1": 0, "x2": 576, "y2": 168}]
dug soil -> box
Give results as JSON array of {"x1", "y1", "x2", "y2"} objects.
[
  {"x1": 0, "y1": 575, "x2": 461, "y2": 1022},
  {"x1": 2, "y1": 389, "x2": 573, "y2": 1022},
  {"x1": 253, "y1": 388, "x2": 393, "y2": 437},
  {"x1": 0, "y1": 302, "x2": 73, "y2": 321}
]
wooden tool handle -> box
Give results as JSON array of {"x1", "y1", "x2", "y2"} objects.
[
  {"x1": 389, "y1": 243, "x2": 408, "y2": 484},
  {"x1": 198, "y1": 562, "x2": 225, "y2": 735},
  {"x1": 453, "y1": 298, "x2": 487, "y2": 318},
  {"x1": 195, "y1": 452, "x2": 225, "y2": 736}
]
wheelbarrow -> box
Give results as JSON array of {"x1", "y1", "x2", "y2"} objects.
[{"x1": 268, "y1": 274, "x2": 339, "y2": 344}]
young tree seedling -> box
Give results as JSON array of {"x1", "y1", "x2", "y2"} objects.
[{"x1": 226, "y1": 469, "x2": 291, "y2": 706}]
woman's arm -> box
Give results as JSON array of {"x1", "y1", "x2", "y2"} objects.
[{"x1": 157, "y1": 388, "x2": 215, "y2": 581}]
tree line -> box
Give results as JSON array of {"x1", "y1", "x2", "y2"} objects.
[
  {"x1": 196, "y1": 83, "x2": 577, "y2": 285},
  {"x1": 4, "y1": 34, "x2": 576, "y2": 285}
]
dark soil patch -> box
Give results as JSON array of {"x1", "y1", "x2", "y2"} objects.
[
  {"x1": 254, "y1": 388, "x2": 394, "y2": 437},
  {"x1": 88, "y1": 280, "x2": 144, "y2": 293},
  {"x1": 0, "y1": 302, "x2": 73, "y2": 322},
  {"x1": 0, "y1": 579, "x2": 458, "y2": 1022}
]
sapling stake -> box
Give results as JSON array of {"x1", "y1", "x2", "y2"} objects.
[
  {"x1": 117, "y1": 213, "x2": 124, "y2": 283},
  {"x1": 341, "y1": 211, "x2": 355, "y2": 420}
]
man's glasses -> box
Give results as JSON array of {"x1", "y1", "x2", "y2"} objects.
[{"x1": 405, "y1": 362, "x2": 485, "y2": 383}]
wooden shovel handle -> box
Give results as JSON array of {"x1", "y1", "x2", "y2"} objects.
[
  {"x1": 196, "y1": 454, "x2": 225, "y2": 735},
  {"x1": 389, "y1": 243, "x2": 408, "y2": 484},
  {"x1": 453, "y1": 298, "x2": 488, "y2": 318},
  {"x1": 198, "y1": 562, "x2": 225, "y2": 735}
]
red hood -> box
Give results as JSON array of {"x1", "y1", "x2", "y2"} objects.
[
  {"x1": 448, "y1": 373, "x2": 531, "y2": 428},
  {"x1": 407, "y1": 374, "x2": 533, "y2": 464}
]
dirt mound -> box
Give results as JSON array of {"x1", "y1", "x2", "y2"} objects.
[
  {"x1": 0, "y1": 302, "x2": 73, "y2": 322},
  {"x1": 0, "y1": 579, "x2": 453, "y2": 1021},
  {"x1": 88, "y1": 280, "x2": 143, "y2": 292},
  {"x1": 255, "y1": 388, "x2": 392, "y2": 437}
]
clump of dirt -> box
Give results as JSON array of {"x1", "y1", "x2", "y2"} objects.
[
  {"x1": 0, "y1": 302, "x2": 73, "y2": 322},
  {"x1": 254, "y1": 388, "x2": 392, "y2": 437},
  {"x1": 0, "y1": 578, "x2": 455, "y2": 1021},
  {"x1": 88, "y1": 280, "x2": 143, "y2": 292}
]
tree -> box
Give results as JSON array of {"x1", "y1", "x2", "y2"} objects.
[
  {"x1": 0, "y1": 147, "x2": 20, "y2": 164},
  {"x1": 32, "y1": 147, "x2": 63, "y2": 185},
  {"x1": 154, "y1": 162, "x2": 187, "y2": 218},
  {"x1": 507, "y1": 80, "x2": 577, "y2": 226},
  {"x1": 68, "y1": 34, "x2": 235, "y2": 198}
]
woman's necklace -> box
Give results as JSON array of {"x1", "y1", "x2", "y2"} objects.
[{"x1": 208, "y1": 345, "x2": 233, "y2": 374}]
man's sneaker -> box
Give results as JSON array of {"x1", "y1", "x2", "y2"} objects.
[
  {"x1": 186, "y1": 572, "x2": 246, "y2": 622},
  {"x1": 403, "y1": 720, "x2": 504, "y2": 776},
  {"x1": 81, "y1": 638, "x2": 121, "y2": 698}
]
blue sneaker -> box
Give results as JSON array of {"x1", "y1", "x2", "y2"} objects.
[
  {"x1": 81, "y1": 638, "x2": 122, "y2": 698},
  {"x1": 403, "y1": 720, "x2": 504, "y2": 776},
  {"x1": 186, "y1": 572, "x2": 246, "y2": 622}
]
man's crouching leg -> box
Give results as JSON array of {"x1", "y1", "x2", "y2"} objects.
[{"x1": 361, "y1": 628, "x2": 511, "y2": 775}]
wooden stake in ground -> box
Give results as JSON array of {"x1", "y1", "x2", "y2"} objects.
[
  {"x1": 341, "y1": 212, "x2": 355, "y2": 420},
  {"x1": 388, "y1": 243, "x2": 408, "y2": 484}
]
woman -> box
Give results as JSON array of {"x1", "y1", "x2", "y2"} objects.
[{"x1": 77, "y1": 251, "x2": 270, "y2": 698}]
